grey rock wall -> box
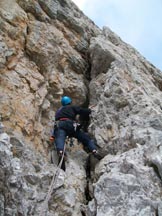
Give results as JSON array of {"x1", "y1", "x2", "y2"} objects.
[
  {"x1": 1, "y1": 0, "x2": 162, "y2": 216},
  {"x1": 0, "y1": 126, "x2": 88, "y2": 216},
  {"x1": 87, "y1": 27, "x2": 162, "y2": 215}
]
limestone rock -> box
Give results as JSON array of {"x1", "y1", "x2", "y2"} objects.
[
  {"x1": 0, "y1": 130, "x2": 87, "y2": 216},
  {"x1": 1, "y1": 0, "x2": 162, "y2": 216},
  {"x1": 0, "y1": 0, "x2": 100, "y2": 152},
  {"x1": 89, "y1": 28, "x2": 162, "y2": 155},
  {"x1": 87, "y1": 26, "x2": 162, "y2": 215},
  {"x1": 87, "y1": 146, "x2": 162, "y2": 215}
]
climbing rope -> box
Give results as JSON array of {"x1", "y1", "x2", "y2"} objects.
[{"x1": 39, "y1": 144, "x2": 66, "y2": 216}]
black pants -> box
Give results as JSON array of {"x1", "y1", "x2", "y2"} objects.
[{"x1": 54, "y1": 120, "x2": 96, "y2": 152}]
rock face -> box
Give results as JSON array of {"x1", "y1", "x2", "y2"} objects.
[
  {"x1": 87, "y1": 29, "x2": 162, "y2": 215},
  {"x1": 0, "y1": 0, "x2": 100, "y2": 151},
  {"x1": 1, "y1": 0, "x2": 162, "y2": 216}
]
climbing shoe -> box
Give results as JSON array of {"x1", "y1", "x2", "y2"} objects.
[{"x1": 92, "y1": 150, "x2": 103, "y2": 160}]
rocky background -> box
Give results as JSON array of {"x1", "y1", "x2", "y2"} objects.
[{"x1": 1, "y1": 0, "x2": 162, "y2": 216}]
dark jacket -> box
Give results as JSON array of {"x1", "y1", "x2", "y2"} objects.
[
  {"x1": 54, "y1": 105, "x2": 91, "y2": 135},
  {"x1": 55, "y1": 105, "x2": 91, "y2": 121}
]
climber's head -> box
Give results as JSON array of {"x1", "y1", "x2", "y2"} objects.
[{"x1": 61, "y1": 96, "x2": 72, "y2": 106}]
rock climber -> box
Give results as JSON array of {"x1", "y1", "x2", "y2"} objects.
[{"x1": 50, "y1": 96, "x2": 102, "y2": 171}]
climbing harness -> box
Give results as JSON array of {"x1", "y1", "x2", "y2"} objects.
[{"x1": 39, "y1": 144, "x2": 66, "y2": 216}]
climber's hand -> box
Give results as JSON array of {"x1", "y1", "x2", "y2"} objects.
[{"x1": 49, "y1": 136, "x2": 55, "y2": 142}]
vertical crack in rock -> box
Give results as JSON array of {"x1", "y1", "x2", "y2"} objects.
[
  {"x1": 155, "y1": 208, "x2": 159, "y2": 216},
  {"x1": 1, "y1": 0, "x2": 162, "y2": 215},
  {"x1": 85, "y1": 155, "x2": 92, "y2": 203},
  {"x1": 148, "y1": 163, "x2": 162, "y2": 182}
]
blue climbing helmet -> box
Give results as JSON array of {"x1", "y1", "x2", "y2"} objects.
[{"x1": 61, "y1": 96, "x2": 72, "y2": 106}]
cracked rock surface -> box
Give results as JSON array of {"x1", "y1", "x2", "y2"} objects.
[{"x1": 1, "y1": 0, "x2": 162, "y2": 216}]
